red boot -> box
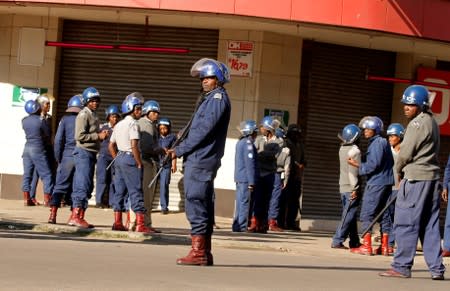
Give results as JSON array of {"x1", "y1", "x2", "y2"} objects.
[
  {"x1": 48, "y1": 206, "x2": 58, "y2": 224},
  {"x1": 176, "y1": 235, "x2": 208, "y2": 266},
  {"x1": 381, "y1": 233, "x2": 389, "y2": 256},
  {"x1": 248, "y1": 216, "x2": 258, "y2": 232},
  {"x1": 67, "y1": 208, "x2": 92, "y2": 229},
  {"x1": 112, "y1": 211, "x2": 128, "y2": 231},
  {"x1": 135, "y1": 212, "x2": 159, "y2": 234},
  {"x1": 79, "y1": 208, "x2": 94, "y2": 228},
  {"x1": 205, "y1": 234, "x2": 214, "y2": 266},
  {"x1": 43, "y1": 193, "x2": 51, "y2": 207},
  {"x1": 23, "y1": 192, "x2": 39, "y2": 206},
  {"x1": 268, "y1": 219, "x2": 283, "y2": 232},
  {"x1": 350, "y1": 233, "x2": 373, "y2": 255}
]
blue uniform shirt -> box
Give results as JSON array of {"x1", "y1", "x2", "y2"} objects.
[
  {"x1": 234, "y1": 136, "x2": 259, "y2": 185},
  {"x1": 54, "y1": 114, "x2": 77, "y2": 162},
  {"x1": 159, "y1": 133, "x2": 176, "y2": 169},
  {"x1": 359, "y1": 135, "x2": 394, "y2": 186},
  {"x1": 175, "y1": 87, "x2": 231, "y2": 172},
  {"x1": 98, "y1": 123, "x2": 113, "y2": 157},
  {"x1": 22, "y1": 114, "x2": 51, "y2": 150}
]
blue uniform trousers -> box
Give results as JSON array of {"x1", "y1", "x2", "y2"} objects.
[
  {"x1": 444, "y1": 198, "x2": 450, "y2": 252},
  {"x1": 29, "y1": 145, "x2": 55, "y2": 198},
  {"x1": 232, "y1": 182, "x2": 251, "y2": 232},
  {"x1": 268, "y1": 172, "x2": 283, "y2": 220},
  {"x1": 360, "y1": 184, "x2": 392, "y2": 233},
  {"x1": 95, "y1": 154, "x2": 114, "y2": 205},
  {"x1": 184, "y1": 166, "x2": 215, "y2": 235},
  {"x1": 22, "y1": 146, "x2": 54, "y2": 194},
  {"x1": 159, "y1": 167, "x2": 171, "y2": 211},
  {"x1": 387, "y1": 190, "x2": 398, "y2": 246},
  {"x1": 252, "y1": 173, "x2": 275, "y2": 222},
  {"x1": 111, "y1": 153, "x2": 145, "y2": 213},
  {"x1": 50, "y1": 156, "x2": 75, "y2": 207},
  {"x1": 332, "y1": 192, "x2": 360, "y2": 247},
  {"x1": 72, "y1": 147, "x2": 96, "y2": 209},
  {"x1": 391, "y1": 180, "x2": 445, "y2": 277}
]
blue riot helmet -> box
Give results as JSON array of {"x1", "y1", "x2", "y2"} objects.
[
  {"x1": 158, "y1": 117, "x2": 171, "y2": 128},
  {"x1": 359, "y1": 116, "x2": 383, "y2": 135},
  {"x1": 338, "y1": 124, "x2": 361, "y2": 144},
  {"x1": 386, "y1": 123, "x2": 405, "y2": 139},
  {"x1": 105, "y1": 105, "x2": 120, "y2": 120},
  {"x1": 66, "y1": 94, "x2": 83, "y2": 113},
  {"x1": 121, "y1": 95, "x2": 143, "y2": 115},
  {"x1": 239, "y1": 120, "x2": 257, "y2": 136},
  {"x1": 82, "y1": 87, "x2": 100, "y2": 105},
  {"x1": 275, "y1": 128, "x2": 286, "y2": 139},
  {"x1": 401, "y1": 85, "x2": 430, "y2": 110},
  {"x1": 190, "y1": 58, "x2": 226, "y2": 84},
  {"x1": 260, "y1": 116, "x2": 279, "y2": 132},
  {"x1": 219, "y1": 62, "x2": 231, "y2": 84},
  {"x1": 24, "y1": 99, "x2": 40, "y2": 114},
  {"x1": 142, "y1": 100, "x2": 160, "y2": 115}
]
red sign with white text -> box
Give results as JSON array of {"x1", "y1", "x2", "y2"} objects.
[
  {"x1": 417, "y1": 67, "x2": 450, "y2": 136},
  {"x1": 227, "y1": 41, "x2": 254, "y2": 77}
]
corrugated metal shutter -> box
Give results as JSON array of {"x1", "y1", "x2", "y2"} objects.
[
  {"x1": 299, "y1": 41, "x2": 396, "y2": 219},
  {"x1": 56, "y1": 20, "x2": 219, "y2": 211}
]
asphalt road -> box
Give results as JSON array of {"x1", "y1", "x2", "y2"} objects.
[{"x1": 0, "y1": 229, "x2": 448, "y2": 291}]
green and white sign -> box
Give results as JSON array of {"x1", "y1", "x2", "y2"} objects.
[{"x1": 12, "y1": 85, "x2": 47, "y2": 106}]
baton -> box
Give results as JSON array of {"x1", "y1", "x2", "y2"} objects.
[
  {"x1": 338, "y1": 198, "x2": 355, "y2": 232},
  {"x1": 106, "y1": 151, "x2": 123, "y2": 171},
  {"x1": 360, "y1": 196, "x2": 397, "y2": 239}
]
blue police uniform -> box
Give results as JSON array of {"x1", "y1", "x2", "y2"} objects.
[
  {"x1": 95, "y1": 123, "x2": 115, "y2": 206},
  {"x1": 158, "y1": 133, "x2": 176, "y2": 211},
  {"x1": 389, "y1": 112, "x2": 445, "y2": 278},
  {"x1": 358, "y1": 134, "x2": 394, "y2": 233},
  {"x1": 232, "y1": 135, "x2": 258, "y2": 232},
  {"x1": 443, "y1": 155, "x2": 450, "y2": 254},
  {"x1": 72, "y1": 107, "x2": 101, "y2": 210},
  {"x1": 175, "y1": 87, "x2": 231, "y2": 236},
  {"x1": 50, "y1": 114, "x2": 77, "y2": 207},
  {"x1": 21, "y1": 114, "x2": 54, "y2": 195},
  {"x1": 29, "y1": 114, "x2": 55, "y2": 202}
]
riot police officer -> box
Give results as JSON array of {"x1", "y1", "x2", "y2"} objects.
[
  {"x1": 48, "y1": 94, "x2": 83, "y2": 223},
  {"x1": 380, "y1": 85, "x2": 445, "y2": 280},
  {"x1": 95, "y1": 104, "x2": 121, "y2": 208},
  {"x1": 69, "y1": 87, "x2": 108, "y2": 229},
  {"x1": 169, "y1": 58, "x2": 231, "y2": 266},
  {"x1": 21, "y1": 99, "x2": 54, "y2": 206}
]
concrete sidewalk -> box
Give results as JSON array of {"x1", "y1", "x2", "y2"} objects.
[
  {"x1": 0, "y1": 199, "x2": 343, "y2": 255},
  {"x1": 1, "y1": 198, "x2": 448, "y2": 268}
]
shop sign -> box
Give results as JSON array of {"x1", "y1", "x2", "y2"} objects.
[
  {"x1": 227, "y1": 41, "x2": 254, "y2": 77},
  {"x1": 12, "y1": 85, "x2": 47, "y2": 107},
  {"x1": 417, "y1": 67, "x2": 450, "y2": 135}
]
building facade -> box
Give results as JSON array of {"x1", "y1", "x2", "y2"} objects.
[{"x1": 1, "y1": 0, "x2": 449, "y2": 230}]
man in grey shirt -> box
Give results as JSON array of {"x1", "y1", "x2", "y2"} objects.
[{"x1": 380, "y1": 85, "x2": 445, "y2": 280}]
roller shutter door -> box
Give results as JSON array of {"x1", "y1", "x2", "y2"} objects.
[
  {"x1": 56, "y1": 20, "x2": 219, "y2": 211},
  {"x1": 299, "y1": 41, "x2": 396, "y2": 219}
]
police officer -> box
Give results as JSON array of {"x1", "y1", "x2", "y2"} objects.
[
  {"x1": 69, "y1": 87, "x2": 108, "y2": 229},
  {"x1": 21, "y1": 99, "x2": 54, "y2": 206},
  {"x1": 441, "y1": 155, "x2": 450, "y2": 257},
  {"x1": 48, "y1": 94, "x2": 83, "y2": 224},
  {"x1": 380, "y1": 85, "x2": 445, "y2": 280},
  {"x1": 233, "y1": 120, "x2": 259, "y2": 232},
  {"x1": 348, "y1": 116, "x2": 393, "y2": 255},
  {"x1": 108, "y1": 93, "x2": 154, "y2": 233},
  {"x1": 138, "y1": 99, "x2": 164, "y2": 232},
  {"x1": 168, "y1": 58, "x2": 231, "y2": 266},
  {"x1": 95, "y1": 105, "x2": 120, "y2": 208},
  {"x1": 284, "y1": 124, "x2": 306, "y2": 231},
  {"x1": 29, "y1": 95, "x2": 55, "y2": 206},
  {"x1": 249, "y1": 116, "x2": 284, "y2": 233}
]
